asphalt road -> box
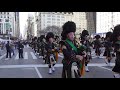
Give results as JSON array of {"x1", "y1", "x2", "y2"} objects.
[{"x1": 0, "y1": 45, "x2": 115, "y2": 78}]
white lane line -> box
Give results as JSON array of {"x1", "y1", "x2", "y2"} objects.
[
  {"x1": 15, "y1": 53, "x2": 19, "y2": 60},
  {"x1": 0, "y1": 54, "x2": 6, "y2": 60},
  {"x1": 30, "y1": 52, "x2": 37, "y2": 59},
  {"x1": 5, "y1": 58, "x2": 9, "y2": 60},
  {"x1": 34, "y1": 67, "x2": 42, "y2": 78},
  {"x1": 0, "y1": 63, "x2": 115, "y2": 69},
  {"x1": 0, "y1": 64, "x2": 62, "y2": 68},
  {"x1": 98, "y1": 66, "x2": 112, "y2": 71},
  {"x1": 88, "y1": 63, "x2": 115, "y2": 66},
  {"x1": 24, "y1": 52, "x2": 28, "y2": 59}
]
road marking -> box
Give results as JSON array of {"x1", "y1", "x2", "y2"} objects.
[
  {"x1": 24, "y1": 52, "x2": 28, "y2": 59},
  {"x1": 98, "y1": 66, "x2": 112, "y2": 71},
  {"x1": 15, "y1": 53, "x2": 19, "y2": 60},
  {"x1": 0, "y1": 54, "x2": 6, "y2": 60},
  {"x1": 0, "y1": 63, "x2": 115, "y2": 68},
  {"x1": 87, "y1": 63, "x2": 115, "y2": 66},
  {"x1": 35, "y1": 67, "x2": 42, "y2": 78},
  {"x1": 30, "y1": 52, "x2": 37, "y2": 59},
  {"x1": 5, "y1": 58, "x2": 9, "y2": 60}
]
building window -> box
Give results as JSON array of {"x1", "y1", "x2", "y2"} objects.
[
  {"x1": 47, "y1": 18, "x2": 51, "y2": 20},
  {"x1": 57, "y1": 15, "x2": 60, "y2": 18},
  {"x1": 52, "y1": 18, "x2": 55, "y2": 20},
  {"x1": 57, "y1": 19, "x2": 60, "y2": 21},
  {"x1": 47, "y1": 21, "x2": 51, "y2": 23},
  {"x1": 5, "y1": 19, "x2": 9, "y2": 22},
  {"x1": 52, "y1": 15, "x2": 55, "y2": 17},
  {"x1": 7, "y1": 12, "x2": 9, "y2": 15},
  {"x1": 61, "y1": 16, "x2": 64, "y2": 18},
  {"x1": 47, "y1": 15, "x2": 51, "y2": 17}
]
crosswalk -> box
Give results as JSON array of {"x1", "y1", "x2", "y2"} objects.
[
  {"x1": 30, "y1": 52, "x2": 37, "y2": 59},
  {"x1": 24, "y1": 52, "x2": 28, "y2": 59},
  {"x1": 0, "y1": 52, "x2": 38, "y2": 60},
  {"x1": 0, "y1": 49, "x2": 106, "y2": 61},
  {"x1": 0, "y1": 51, "x2": 64, "y2": 61}
]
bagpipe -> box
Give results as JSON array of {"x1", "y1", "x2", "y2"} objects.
[
  {"x1": 78, "y1": 45, "x2": 87, "y2": 76},
  {"x1": 52, "y1": 47, "x2": 59, "y2": 62},
  {"x1": 74, "y1": 39, "x2": 87, "y2": 76}
]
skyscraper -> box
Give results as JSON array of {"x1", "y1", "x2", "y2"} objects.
[{"x1": 86, "y1": 12, "x2": 96, "y2": 35}]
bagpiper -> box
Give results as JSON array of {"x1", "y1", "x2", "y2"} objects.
[
  {"x1": 94, "y1": 35, "x2": 101, "y2": 58},
  {"x1": 111, "y1": 25, "x2": 120, "y2": 78},
  {"x1": 80, "y1": 30, "x2": 92, "y2": 72},
  {"x1": 45, "y1": 32, "x2": 57, "y2": 74},
  {"x1": 60, "y1": 21, "x2": 84, "y2": 78},
  {"x1": 103, "y1": 32, "x2": 114, "y2": 66}
]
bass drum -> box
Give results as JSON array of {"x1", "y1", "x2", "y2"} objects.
[{"x1": 71, "y1": 62, "x2": 81, "y2": 78}]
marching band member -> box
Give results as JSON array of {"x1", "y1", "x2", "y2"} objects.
[
  {"x1": 80, "y1": 30, "x2": 91, "y2": 72},
  {"x1": 61, "y1": 21, "x2": 84, "y2": 78},
  {"x1": 112, "y1": 25, "x2": 120, "y2": 78},
  {"x1": 94, "y1": 35, "x2": 102, "y2": 58},
  {"x1": 103, "y1": 32, "x2": 113, "y2": 66},
  {"x1": 45, "y1": 32, "x2": 57, "y2": 74}
]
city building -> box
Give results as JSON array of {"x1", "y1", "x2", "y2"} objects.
[
  {"x1": 0, "y1": 12, "x2": 20, "y2": 39},
  {"x1": 35, "y1": 12, "x2": 73, "y2": 37},
  {"x1": 72, "y1": 12, "x2": 87, "y2": 37},
  {"x1": 35, "y1": 12, "x2": 96, "y2": 38},
  {"x1": 86, "y1": 12, "x2": 96, "y2": 35},
  {"x1": 15, "y1": 12, "x2": 20, "y2": 38},
  {"x1": 72, "y1": 12, "x2": 96, "y2": 37},
  {"x1": 27, "y1": 14, "x2": 34, "y2": 40},
  {"x1": 96, "y1": 12, "x2": 120, "y2": 34}
]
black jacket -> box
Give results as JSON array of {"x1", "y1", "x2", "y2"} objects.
[
  {"x1": 18, "y1": 43, "x2": 24, "y2": 51},
  {"x1": 6, "y1": 43, "x2": 11, "y2": 51}
]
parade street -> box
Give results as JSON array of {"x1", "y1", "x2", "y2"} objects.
[{"x1": 0, "y1": 45, "x2": 115, "y2": 78}]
